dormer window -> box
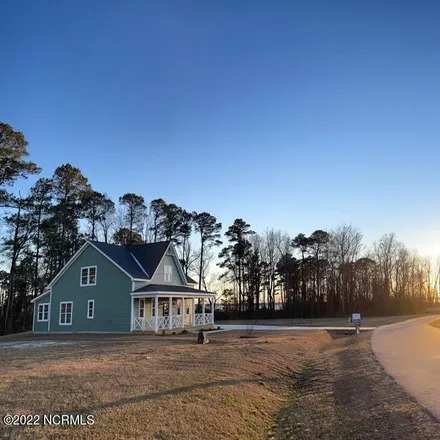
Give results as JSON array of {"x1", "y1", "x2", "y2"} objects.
[
  {"x1": 164, "y1": 265, "x2": 172, "y2": 282},
  {"x1": 81, "y1": 266, "x2": 97, "y2": 286}
]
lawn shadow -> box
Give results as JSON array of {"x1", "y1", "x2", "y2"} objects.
[{"x1": 70, "y1": 376, "x2": 281, "y2": 414}]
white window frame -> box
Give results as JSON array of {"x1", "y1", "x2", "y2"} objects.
[
  {"x1": 59, "y1": 301, "x2": 73, "y2": 325},
  {"x1": 87, "y1": 300, "x2": 95, "y2": 319},
  {"x1": 37, "y1": 303, "x2": 50, "y2": 322},
  {"x1": 80, "y1": 266, "x2": 97, "y2": 286},
  {"x1": 138, "y1": 299, "x2": 144, "y2": 318},
  {"x1": 164, "y1": 265, "x2": 172, "y2": 282}
]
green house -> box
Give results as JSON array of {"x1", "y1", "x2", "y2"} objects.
[{"x1": 31, "y1": 240, "x2": 215, "y2": 333}]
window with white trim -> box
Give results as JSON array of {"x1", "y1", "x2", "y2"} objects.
[
  {"x1": 81, "y1": 266, "x2": 97, "y2": 286},
  {"x1": 164, "y1": 265, "x2": 172, "y2": 282},
  {"x1": 37, "y1": 303, "x2": 49, "y2": 322},
  {"x1": 59, "y1": 302, "x2": 73, "y2": 325},
  {"x1": 87, "y1": 300, "x2": 94, "y2": 319}
]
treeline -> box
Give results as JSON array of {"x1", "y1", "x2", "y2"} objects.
[
  {"x1": 0, "y1": 122, "x2": 437, "y2": 333},
  {"x1": 216, "y1": 224, "x2": 438, "y2": 319}
]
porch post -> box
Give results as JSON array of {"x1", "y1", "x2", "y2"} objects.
[
  {"x1": 182, "y1": 297, "x2": 185, "y2": 327},
  {"x1": 154, "y1": 295, "x2": 159, "y2": 332},
  {"x1": 211, "y1": 297, "x2": 215, "y2": 325},
  {"x1": 169, "y1": 297, "x2": 173, "y2": 329},
  {"x1": 130, "y1": 295, "x2": 134, "y2": 331},
  {"x1": 192, "y1": 298, "x2": 196, "y2": 327},
  {"x1": 202, "y1": 297, "x2": 205, "y2": 325}
]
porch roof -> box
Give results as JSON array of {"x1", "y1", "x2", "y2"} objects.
[{"x1": 131, "y1": 283, "x2": 215, "y2": 297}]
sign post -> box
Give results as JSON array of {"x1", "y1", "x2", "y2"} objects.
[{"x1": 352, "y1": 313, "x2": 361, "y2": 334}]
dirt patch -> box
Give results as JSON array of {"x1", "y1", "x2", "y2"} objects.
[
  {"x1": 0, "y1": 341, "x2": 78, "y2": 350},
  {"x1": 271, "y1": 333, "x2": 440, "y2": 440}
]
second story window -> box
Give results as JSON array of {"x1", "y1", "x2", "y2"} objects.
[
  {"x1": 164, "y1": 265, "x2": 172, "y2": 282},
  {"x1": 81, "y1": 266, "x2": 97, "y2": 286}
]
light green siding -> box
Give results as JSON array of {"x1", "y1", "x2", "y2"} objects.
[
  {"x1": 33, "y1": 294, "x2": 51, "y2": 332},
  {"x1": 49, "y1": 244, "x2": 132, "y2": 332},
  {"x1": 151, "y1": 254, "x2": 186, "y2": 285}
]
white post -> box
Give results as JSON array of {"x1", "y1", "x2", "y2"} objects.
[
  {"x1": 154, "y1": 296, "x2": 159, "y2": 332},
  {"x1": 202, "y1": 297, "x2": 205, "y2": 325},
  {"x1": 169, "y1": 297, "x2": 173, "y2": 329},
  {"x1": 192, "y1": 298, "x2": 196, "y2": 327},
  {"x1": 211, "y1": 297, "x2": 215, "y2": 325},
  {"x1": 130, "y1": 295, "x2": 134, "y2": 331},
  {"x1": 182, "y1": 297, "x2": 185, "y2": 327}
]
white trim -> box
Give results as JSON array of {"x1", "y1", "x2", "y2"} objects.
[
  {"x1": 150, "y1": 243, "x2": 188, "y2": 285},
  {"x1": 164, "y1": 264, "x2": 172, "y2": 282},
  {"x1": 47, "y1": 242, "x2": 89, "y2": 289},
  {"x1": 130, "y1": 253, "x2": 150, "y2": 278},
  {"x1": 168, "y1": 297, "x2": 173, "y2": 329},
  {"x1": 130, "y1": 296, "x2": 134, "y2": 332},
  {"x1": 80, "y1": 266, "x2": 97, "y2": 287},
  {"x1": 48, "y1": 289, "x2": 52, "y2": 331},
  {"x1": 59, "y1": 301, "x2": 73, "y2": 326},
  {"x1": 130, "y1": 291, "x2": 215, "y2": 298},
  {"x1": 130, "y1": 280, "x2": 135, "y2": 332},
  {"x1": 154, "y1": 295, "x2": 159, "y2": 332},
  {"x1": 87, "y1": 300, "x2": 95, "y2": 319},
  {"x1": 30, "y1": 290, "x2": 50, "y2": 303},
  {"x1": 42, "y1": 242, "x2": 150, "y2": 295},
  {"x1": 37, "y1": 303, "x2": 50, "y2": 322},
  {"x1": 133, "y1": 278, "x2": 149, "y2": 281}
]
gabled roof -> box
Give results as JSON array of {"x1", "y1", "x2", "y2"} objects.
[
  {"x1": 90, "y1": 241, "x2": 150, "y2": 279},
  {"x1": 89, "y1": 240, "x2": 180, "y2": 281},
  {"x1": 129, "y1": 241, "x2": 171, "y2": 278}
]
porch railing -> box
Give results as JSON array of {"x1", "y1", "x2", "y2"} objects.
[
  {"x1": 172, "y1": 315, "x2": 183, "y2": 328},
  {"x1": 157, "y1": 316, "x2": 170, "y2": 330},
  {"x1": 133, "y1": 313, "x2": 213, "y2": 331},
  {"x1": 133, "y1": 317, "x2": 154, "y2": 331}
]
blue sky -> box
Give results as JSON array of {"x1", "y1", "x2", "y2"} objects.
[{"x1": 2, "y1": 0, "x2": 440, "y2": 256}]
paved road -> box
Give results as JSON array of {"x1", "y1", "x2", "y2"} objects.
[{"x1": 372, "y1": 315, "x2": 440, "y2": 420}]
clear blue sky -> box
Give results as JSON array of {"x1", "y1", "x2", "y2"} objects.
[{"x1": 2, "y1": 0, "x2": 440, "y2": 256}]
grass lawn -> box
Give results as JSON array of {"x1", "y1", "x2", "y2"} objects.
[
  {"x1": 1, "y1": 327, "x2": 440, "y2": 440},
  {"x1": 217, "y1": 314, "x2": 425, "y2": 328}
]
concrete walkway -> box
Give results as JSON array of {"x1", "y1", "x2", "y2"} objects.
[
  {"x1": 372, "y1": 315, "x2": 440, "y2": 420},
  {"x1": 217, "y1": 324, "x2": 376, "y2": 332}
]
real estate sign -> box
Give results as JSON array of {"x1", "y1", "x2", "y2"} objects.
[{"x1": 352, "y1": 313, "x2": 361, "y2": 327}]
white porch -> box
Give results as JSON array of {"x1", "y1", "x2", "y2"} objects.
[{"x1": 130, "y1": 292, "x2": 215, "y2": 333}]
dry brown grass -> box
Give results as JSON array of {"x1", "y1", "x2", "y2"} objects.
[
  {"x1": 0, "y1": 331, "x2": 326, "y2": 440},
  {"x1": 430, "y1": 318, "x2": 440, "y2": 329},
  {"x1": 2, "y1": 329, "x2": 440, "y2": 440},
  {"x1": 271, "y1": 333, "x2": 440, "y2": 440}
]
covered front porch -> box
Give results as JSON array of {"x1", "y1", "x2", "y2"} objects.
[{"x1": 130, "y1": 290, "x2": 215, "y2": 333}]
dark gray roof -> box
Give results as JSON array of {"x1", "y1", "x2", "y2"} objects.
[
  {"x1": 185, "y1": 274, "x2": 197, "y2": 284},
  {"x1": 129, "y1": 241, "x2": 170, "y2": 277},
  {"x1": 133, "y1": 284, "x2": 212, "y2": 294},
  {"x1": 89, "y1": 240, "x2": 172, "y2": 280}
]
